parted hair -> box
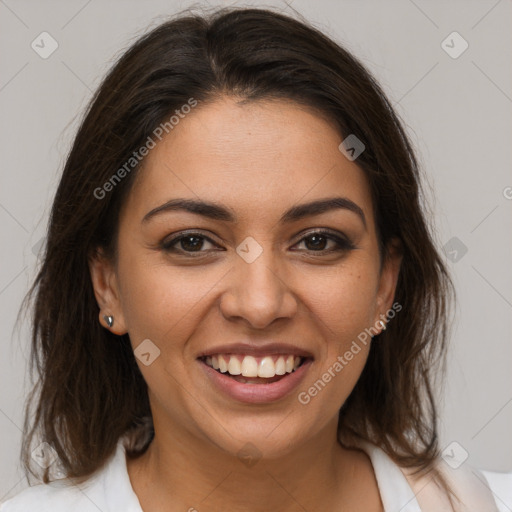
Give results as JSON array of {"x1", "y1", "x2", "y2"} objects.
[{"x1": 20, "y1": 4, "x2": 456, "y2": 504}]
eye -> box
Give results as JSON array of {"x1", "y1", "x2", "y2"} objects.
[
  {"x1": 292, "y1": 229, "x2": 355, "y2": 254},
  {"x1": 161, "y1": 231, "x2": 219, "y2": 256},
  {"x1": 161, "y1": 229, "x2": 355, "y2": 257}
]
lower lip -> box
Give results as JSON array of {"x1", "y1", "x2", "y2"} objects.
[{"x1": 198, "y1": 358, "x2": 313, "y2": 404}]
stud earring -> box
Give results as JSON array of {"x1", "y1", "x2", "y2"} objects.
[
  {"x1": 378, "y1": 320, "x2": 387, "y2": 331},
  {"x1": 103, "y1": 315, "x2": 114, "y2": 328}
]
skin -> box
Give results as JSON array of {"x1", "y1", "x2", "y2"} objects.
[{"x1": 89, "y1": 96, "x2": 403, "y2": 511}]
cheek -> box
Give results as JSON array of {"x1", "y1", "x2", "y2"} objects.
[
  {"x1": 116, "y1": 254, "x2": 219, "y2": 349},
  {"x1": 299, "y1": 263, "x2": 379, "y2": 342},
  {"x1": 295, "y1": 263, "x2": 378, "y2": 403},
  {"x1": 116, "y1": 258, "x2": 220, "y2": 414}
]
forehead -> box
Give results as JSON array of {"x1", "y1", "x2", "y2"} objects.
[{"x1": 123, "y1": 96, "x2": 375, "y2": 228}]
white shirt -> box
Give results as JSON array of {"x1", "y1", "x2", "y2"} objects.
[{"x1": 1, "y1": 436, "x2": 511, "y2": 511}]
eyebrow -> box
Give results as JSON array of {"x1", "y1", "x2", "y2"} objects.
[{"x1": 142, "y1": 196, "x2": 366, "y2": 229}]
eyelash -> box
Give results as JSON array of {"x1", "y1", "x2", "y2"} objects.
[{"x1": 160, "y1": 229, "x2": 356, "y2": 257}]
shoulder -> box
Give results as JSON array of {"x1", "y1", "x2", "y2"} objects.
[
  {"x1": 1, "y1": 436, "x2": 142, "y2": 512},
  {"x1": 402, "y1": 457, "x2": 512, "y2": 512},
  {"x1": 353, "y1": 438, "x2": 511, "y2": 512},
  {"x1": 480, "y1": 469, "x2": 512, "y2": 512},
  {"x1": 0, "y1": 478, "x2": 102, "y2": 512}
]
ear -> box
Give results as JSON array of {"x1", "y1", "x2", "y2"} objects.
[
  {"x1": 88, "y1": 247, "x2": 128, "y2": 335},
  {"x1": 374, "y1": 237, "x2": 403, "y2": 326}
]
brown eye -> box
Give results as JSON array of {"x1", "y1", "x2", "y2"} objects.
[
  {"x1": 303, "y1": 234, "x2": 329, "y2": 251},
  {"x1": 162, "y1": 232, "x2": 218, "y2": 255},
  {"x1": 177, "y1": 235, "x2": 206, "y2": 252},
  {"x1": 293, "y1": 230, "x2": 355, "y2": 254}
]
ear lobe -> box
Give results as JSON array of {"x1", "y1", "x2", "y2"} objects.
[{"x1": 88, "y1": 247, "x2": 128, "y2": 335}]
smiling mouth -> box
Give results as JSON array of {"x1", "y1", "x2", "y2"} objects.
[{"x1": 198, "y1": 354, "x2": 309, "y2": 384}]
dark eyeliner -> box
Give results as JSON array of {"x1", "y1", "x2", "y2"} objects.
[
  {"x1": 160, "y1": 230, "x2": 219, "y2": 255},
  {"x1": 160, "y1": 228, "x2": 355, "y2": 256},
  {"x1": 292, "y1": 229, "x2": 356, "y2": 253}
]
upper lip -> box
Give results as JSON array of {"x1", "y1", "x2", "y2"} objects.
[{"x1": 196, "y1": 342, "x2": 314, "y2": 359}]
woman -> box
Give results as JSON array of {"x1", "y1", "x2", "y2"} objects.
[{"x1": 2, "y1": 6, "x2": 510, "y2": 512}]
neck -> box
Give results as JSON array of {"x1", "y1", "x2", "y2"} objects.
[{"x1": 126, "y1": 418, "x2": 380, "y2": 512}]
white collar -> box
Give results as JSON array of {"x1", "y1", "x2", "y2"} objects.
[{"x1": 353, "y1": 439, "x2": 422, "y2": 511}]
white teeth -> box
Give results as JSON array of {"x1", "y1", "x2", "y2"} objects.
[
  {"x1": 258, "y1": 356, "x2": 276, "y2": 378},
  {"x1": 241, "y1": 355, "x2": 258, "y2": 377},
  {"x1": 218, "y1": 355, "x2": 228, "y2": 373},
  {"x1": 204, "y1": 354, "x2": 305, "y2": 378},
  {"x1": 275, "y1": 356, "x2": 286, "y2": 375},
  {"x1": 227, "y1": 357, "x2": 241, "y2": 375}
]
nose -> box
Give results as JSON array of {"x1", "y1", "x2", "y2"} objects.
[{"x1": 219, "y1": 250, "x2": 298, "y2": 329}]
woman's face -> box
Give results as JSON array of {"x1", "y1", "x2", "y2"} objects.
[{"x1": 90, "y1": 96, "x2": 402, "y2": 459}]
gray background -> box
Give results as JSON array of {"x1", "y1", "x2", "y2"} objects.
[{"x1": 1, "y1": 0, "x2": 511, "y2": 501}]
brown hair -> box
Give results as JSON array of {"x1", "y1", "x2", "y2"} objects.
[{"x1": 20, "y1": 4, "x2": 457, "y2": 504}]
